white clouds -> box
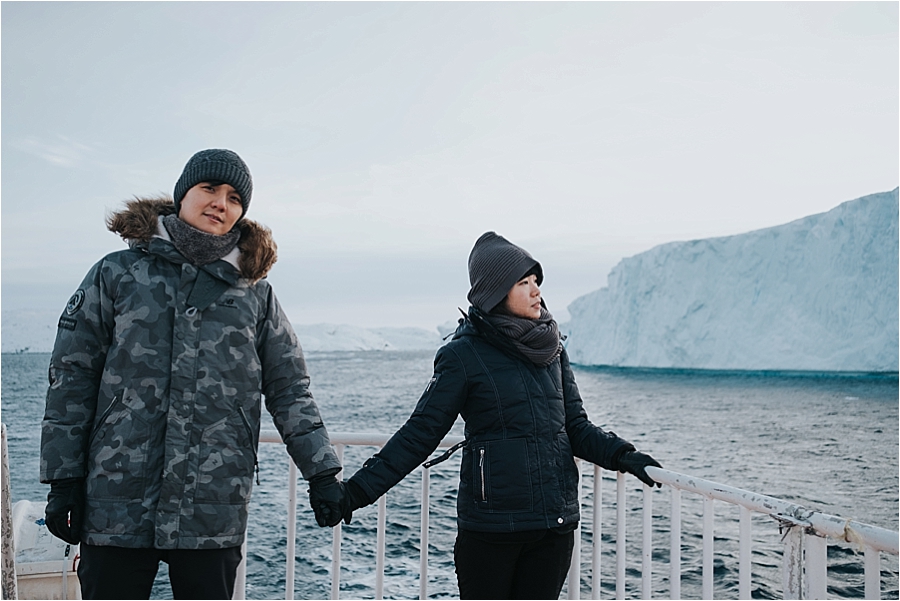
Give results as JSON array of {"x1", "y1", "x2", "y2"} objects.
[
  {"x1": 2, "y1": 2, "x2": 897, "y2": 329},
  {"x1": 14, "y1": 135, "x2": 94, "y2": 168}
]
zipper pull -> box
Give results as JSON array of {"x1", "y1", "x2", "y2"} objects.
[
  {"x1": 255, "y1": 460, "x2": 260, "y2": 485},
  {"x1": 479, "y1": 448, "x2": 486, "y2": 502}
]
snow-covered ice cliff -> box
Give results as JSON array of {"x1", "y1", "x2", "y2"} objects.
[{"x1": 565, "y1": 189, "x2": 899, "y2": 372}]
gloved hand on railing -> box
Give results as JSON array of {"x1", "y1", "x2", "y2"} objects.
[
  {"x1": 45, "y1": 477, "x2": 85, "y2": 544},
  {"x1": 615, "y1": 450, "x2": 663, "y2": 488},
  {"x1": 308, "y1": 472, "x2": 350, "y2": 527}
]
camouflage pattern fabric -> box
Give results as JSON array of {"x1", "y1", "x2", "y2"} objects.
[{"x1": 40, "y1": 201, "x2": 341, "y2": 549}]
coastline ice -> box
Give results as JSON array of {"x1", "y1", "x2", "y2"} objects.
[
  {"x1": 0, "y1": 312, "x2": 443, "y2": 354},
  {"x1": 294, "y1": 323, "x2": 442, "y2": 352}
]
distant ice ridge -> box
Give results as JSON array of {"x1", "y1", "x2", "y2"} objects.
[
  {"x1": 293, "y1": 323, "x2": 442, "y2": 352},
  {"x1": 0, "y1": 310, "x2": 443, "y2": 354},
  {"x1": 565, "y1": 189, "x2": 899, "y2": 372}
]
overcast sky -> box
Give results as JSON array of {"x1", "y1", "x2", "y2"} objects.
[{"x1": 2, "y1": 2, "x2": 897, "y2": 330}]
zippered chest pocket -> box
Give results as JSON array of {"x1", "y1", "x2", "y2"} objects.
[{"x1": 469, "y1": 439, "x2": 533, "y2": 513}]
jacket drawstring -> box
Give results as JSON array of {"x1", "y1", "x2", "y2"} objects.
[{"x1": 423, "y1": 439, "x2": 466, "y2": 468}]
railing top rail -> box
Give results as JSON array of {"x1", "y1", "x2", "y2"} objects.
[
  {"x1": 646, "y1": 466, "x2": 899, "y2": 555},
  {"x1": 259, "y1": 430, "x2": 465, "y2": 448}
]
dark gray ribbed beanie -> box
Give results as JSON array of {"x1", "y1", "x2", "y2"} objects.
[
  {"x1": 173, "y1": 149, "x2": 253, "y2": 218},
  {"x1": 467, "y1": 231, "x2": 543, "y2": 313}
]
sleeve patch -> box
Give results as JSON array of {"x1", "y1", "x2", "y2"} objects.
[
  {"x1": 58, "y1": 316, "x2": 77, "y2": 331},
  {"x1": 65, "y1": 290, "x2": 85, "y2": 315}
]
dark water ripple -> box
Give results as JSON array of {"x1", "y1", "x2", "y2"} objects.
[{"x1": 3, "y1": 351, "x2": 897, "y2": 599}]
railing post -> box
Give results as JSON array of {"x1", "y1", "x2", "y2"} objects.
[
  {"x1": 703, "y1": 497, "x2": 714, "y2": 600},
  {"x1": 864, "y1": 546, "x2": 881, "y2": 600},
  {"x1": 1, "y1": 424, "x2": 18, "y2": 601},
  {"x1": 782, "y1": 525, "x2": 803, "y2": 600},
  {"x1": 616, "y1": 472, "x2": 626, "y2": 600},
  {"x1": 669, "y1": 487, "x2": 681, "y2": 600},
  {"x1": 376, "y1": 494, "x2": 387, "y2": 599},
  {"x1": 591, "y1": 466, "x2": 602, "y2": 600},
  {"x1": 420, "y1": 467, "x2": 429, "y2": 601},
  {"x1": 568, "y1": 460, "x2": 583, "y2": 600},
  {"x1": 805, "y1": 531, "x2": 827, "y2": 600},
  {"x1": 739, "y1": 506, "x2": 752, "y2": 600},
  {"x1": 642, "y1": 484, "x2": 652, "y2": 599},
  {"x1": 233, "y1": 539, "x2": 247, "y2": 600},
  {"x1": 332, "y1": 444, "x2": 345, "y2": 600},
  {"x1": 286, "y1": 462, "x2": 298, "y2": 600}
]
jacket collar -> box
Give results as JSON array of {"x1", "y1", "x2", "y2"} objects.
[
  {"x1": 153, "y1": 215, "x2": 241, "y2": 272},
  {"x1": 106, "y1": 196, "x2": 277, "y2": 283},
  {"x1": 455, "y1": 306, "x2": 529, "y2": 362}
]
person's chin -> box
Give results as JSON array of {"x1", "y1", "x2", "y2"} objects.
[{"x1": 199, "y1": 222, "x2": 225, "y2": 235}]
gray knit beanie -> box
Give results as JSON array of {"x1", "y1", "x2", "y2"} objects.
[
  {"x1": 173, "y1": 149, "x2": 253, "y2": 218},
  {"x1": 467, "y1": 231, "x2": 543, "y2": 313}
]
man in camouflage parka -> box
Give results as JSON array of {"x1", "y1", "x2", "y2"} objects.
[{"x1": 40, "y1": 149, "x2": 345, "y2": 599}]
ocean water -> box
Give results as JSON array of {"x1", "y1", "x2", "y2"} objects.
[{"x1": 3, "y1": 351, "x2": 897, "y2": 599}]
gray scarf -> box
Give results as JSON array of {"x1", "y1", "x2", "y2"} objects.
[
  {"x1": 162, "y1": 214, "x2": 240, "y2": 266},
  {"x1": 483, "y1": 307, "x2": 562, "y2": 366}
]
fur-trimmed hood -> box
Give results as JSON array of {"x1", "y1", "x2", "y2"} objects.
[{"x1": 106, "y1": 196, "x2": 277, "y2": 282}]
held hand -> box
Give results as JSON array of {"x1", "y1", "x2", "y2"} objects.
[
  {"x1": 308, "y1": 475, "x2": 350, "y2": 528},
  {"x1": 342, "y1": 479, "x2": 372, "y2": 525},
  {"x1": 45, "y1": 478, "x2": 85, "y2": 545},
  {"x1": 616, "y1": 451, "x2": 663, "y2": 488}
]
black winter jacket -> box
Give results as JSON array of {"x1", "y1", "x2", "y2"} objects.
[{"x1": 348, "y1": 309, "x2": 634, "y2": 533}]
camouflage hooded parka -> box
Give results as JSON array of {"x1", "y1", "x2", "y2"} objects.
[{"x1": 40, "y1": 198, "x2": 341, "y2": 550}]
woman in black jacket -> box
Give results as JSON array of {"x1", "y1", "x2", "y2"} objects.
[{"x1": 324, "y1": 231, "x2": 662, "y2": 599}]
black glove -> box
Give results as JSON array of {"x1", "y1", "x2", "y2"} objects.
[
  {"x1": 308, "y1": 474, "x2": 350, "y2": 528},
  {"x1": 343, "y1": 479, "x2": 371, "y2": 524},
  {"x1": 615, "y1": 451, "x2": 663, "y2": 488},
  {"x1": 45, "y1": 478, "x2": 85, "y2": 545}
]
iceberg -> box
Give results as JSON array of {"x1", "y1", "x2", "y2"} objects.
[
  {"x1": 293, "y1": 323, "x2": 442, "y2": 352},
  {"x1": 564, "y1": 189, "x2": 899, "y2": 372}
]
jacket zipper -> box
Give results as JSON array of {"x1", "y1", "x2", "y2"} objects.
[
  {"x1": 88, "y1": 394, "x2": 121, "y2": 449},
  {"x1": 237, "y1": 406, "x2": 260, "y2": 485},
  {"x1": 479, "y1": 447, "x2": 486, "y2": 502}
]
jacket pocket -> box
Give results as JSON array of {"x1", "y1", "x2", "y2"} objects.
[
  {"x1": 557, "y1": 432, "x2": 580, "y2": 504},
  {"x1": 194, "y1": 409, "x2": 255, "y2": 504},
  {"x1": 471, "y1": 438, "x2": 533, "y2": 513},
  {"x1": 86, "y1": 393, "x2": 152, "y2": 501}
]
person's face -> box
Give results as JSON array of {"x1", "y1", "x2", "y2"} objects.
[
  {"x1": 179, "y1": 182, "x2": 242, "y2": 235},
  {"x1": 504, "y1": 274, "x2": 542, "y2": 319}
]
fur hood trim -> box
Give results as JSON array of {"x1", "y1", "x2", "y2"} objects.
[{"x1": 106, "y1": 196, "x2": 277, "y2": 282}]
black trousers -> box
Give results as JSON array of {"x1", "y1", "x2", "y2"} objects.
[
  {"x1": 77, "y1": 543, "x2": 242, "y2": 600},
  {"x1": 454, "y1": 528, "x2": 575, "y2": 600}
]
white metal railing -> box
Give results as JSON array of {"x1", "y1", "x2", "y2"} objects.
[
  {"x1": 236, "y1": 431, "x2": 464, "y2": 600},
  {"x1": 644, "y1": 466, "x2": 899, "y2": 600},
  {"x1": 236, "y1": 432, "x2": 899, "y2": 600}
]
